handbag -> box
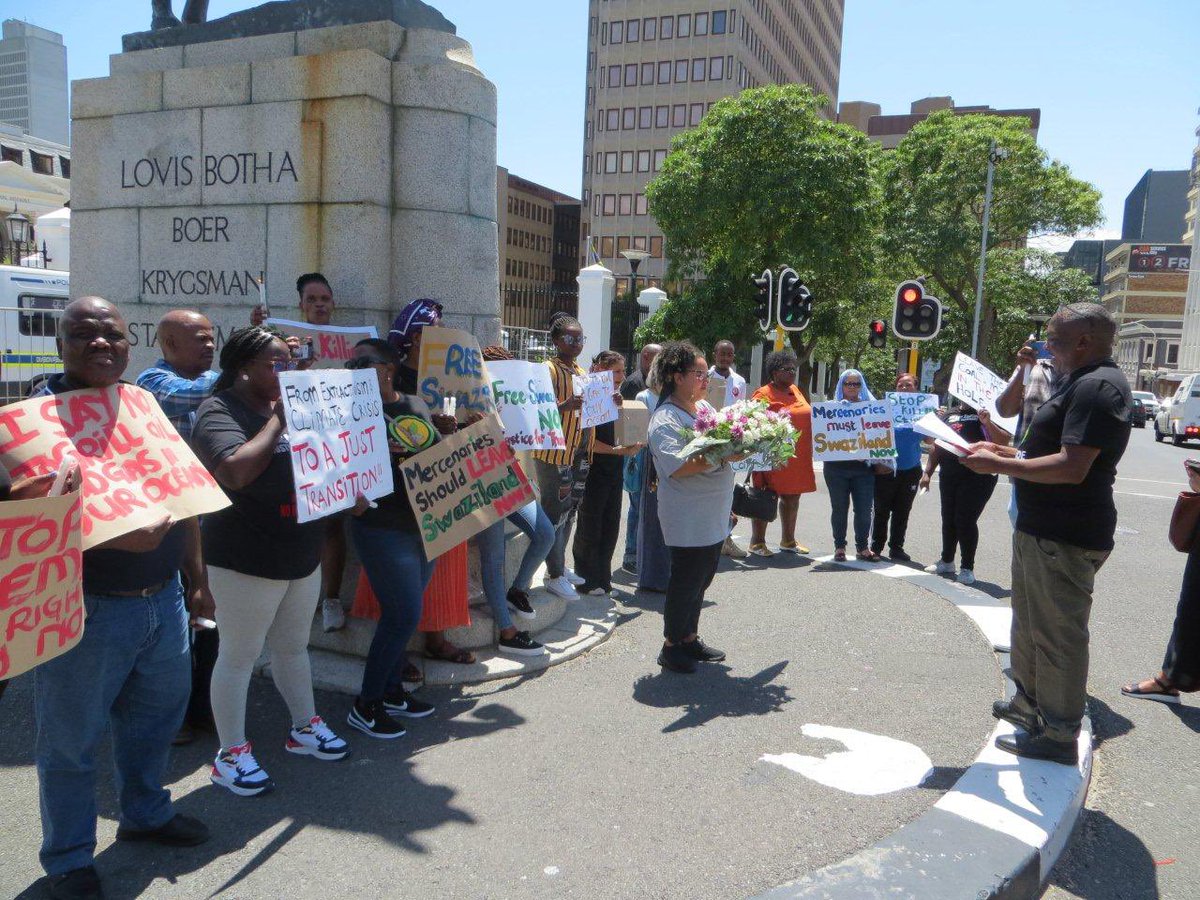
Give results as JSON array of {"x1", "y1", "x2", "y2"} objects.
[
  {"x1": 732, "y1": 472, "x2": 779, "y2": 522},
  {"x1": 1169, "y1": 491, "x2": 1200, "y2": 553}
]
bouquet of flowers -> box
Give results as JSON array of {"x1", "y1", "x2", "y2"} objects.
[{"x1": 676, "y1": 399, "x2": 798, "y2": 467}]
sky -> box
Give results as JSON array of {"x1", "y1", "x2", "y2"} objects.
[{"x1": 14, "y1": 0, "x2": 1200, "y2": 236}]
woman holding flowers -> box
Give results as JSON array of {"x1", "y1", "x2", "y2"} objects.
[
  {"x1": 748, "y1": 349, "x2": 816, "y2": 557},
  {"x1": 825, "y1": 369, "x2": 887, "y2": 562}
]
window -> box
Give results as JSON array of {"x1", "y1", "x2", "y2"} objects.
[
  {"x1": 620, "y1": 151, "x2": 634, "y2": 173},
  {"x1": 658, "y1": 60, "x2": 672, "y2": 83},
  {"x1": 30, "y1": 151, "x2": 53, "y2": 175},
  {"x1": 672, "y1": 104, "x2": 686, "y2": 127},
  {"x1": 610, "y1": 20, "x2": 623, "y2": 43},
  {"x1": 584, "y1": 154, "x2": 591, "y2": 174},
  {"x1": 606, "y1": 109, "x2": 619, "y2": 130},
  {"x1": 677, "y1": 14, "x2": 691, "y2": 37},
  {"x1": 660, "y1": 15, "x2": 673, "y2": 39},
  {"x1": 625, "y1": 64, "x2": 638, "y2": 86},
  {"x1": 637, "y1": 149, "x2": 651, "y2": 172},
  {"x1": 633, "y1": 235, "x2": 648, "y2": 251},
  {"x1": 17, "y1": 294, "x2": 67, "y2": 337},
  {"x1": 675, "y1": 59, "x2": 689, "y2": 82},
  {"x1": 0, "y1": 145, "x2": 21, "y2": 165},
  {"x1": 622, "y1": 107, "x2": 635, "y2": 130},
  {"x1": 655, "y1": 105, "x2": 669, "y2": 127},
  {"x1": 653, "y1": 149, "x2": 667, "y2": 171},
  {"x1": 602, "y1": 194, "x2": 616, "y2": 215},
  {"x1": 608, "y1": 65, "x2": 620, "y2": 87},
  {"x1": 1169, "y1": 344, "x2": 1180, "y2": 364},
  {"x1": 635, "y1": 194, "x2": 648, "y2": 215},
  {"x1": 601, "y1": 236, "x2": 615, "y2": 258},
  {"x1": 626, "y1": 18, "x2": 639, "y2": 42},
  {"x1": 505, "y1": 227, "x2": 512, "y2": 244},
  {"x1": 595, "y1": 152, "x2": 602, "y2": 171},
  {"x1": 695, "y1": 12, "x2": 709, "y2": 35},
  {"x1": 712, "y1": 10, "x2": 727, "y2": 34},
  {"x1": 709, "y1": 56, "x2": 724, "y2": 80},
  {"x1": 643, "y1": 17, "x2": 657, "y2": 40},
  {"x1": 690, "y1": 103, "x2": 704, "y2": 126},
  {"x1": 593, "y1": 195, "x2": 601, "y2": 216},
  {"x1": 586, "y1": 87, "x2": 594, "y2": 107},
  {"x1": 605, "y1": 152, "x2": 618, "y2": 173},
  {"x1": 641, "y1": 62, "x2": 655, "y2": 85},
  {"x1": 692, "y1": 58, "x2": 706, "y2": 81},
  {"x1": 727, "y1": 54, "x2": 733, "y2": 79},
  {"x1": 585, "y1": 121, "x2": 592, "y2": 140},
  {"x1": 619, "y1": 194, "x2": 633, "y2": 216},
  {"x1": 650, "y1": 236, "x2": 664, "y2": 258},
  {"x1": 639, "y1": 106, "x2": 652, "y2": 129},
  {"x1": 617, "y1": 236, "x2": 631, "y2": 254}
]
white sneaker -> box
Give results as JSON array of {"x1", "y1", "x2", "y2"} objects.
[
  {"x1": 957, "y1": 568, "x2": 976, "y2": 585},
  {"x1": 563, "y1": 567, "x2": 585, "y2": 586},
  {"x1": 286, "y1": 716, "x2": 350, "y2": 760},
  {"x1": 722, "y1": 535, "x2": 749, "y2": 559},
  {"x1": 210, "y1": 741, "x2": 273, "y2": 797},
  {"x1": 543, "y1": 575, "x2": 577, "y2": 600},
  {"x1": 924, "y1": 560, "x2": 956, "y2": 576},
  {"x1": 321, "y1": 598, "x2": 346, "y2": 633}
]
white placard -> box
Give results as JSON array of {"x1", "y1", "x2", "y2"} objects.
[
  {"x1": 487, "y1": 360, "x2": 567, "y2": 451},
  {"x1": 279, "y1": 369, "x2": 393, "y2": 523},
  {"x1": 912, "y1": 412, "x2": 972, "y2": 457},
  {"x1": 810, "y1": 400, "x2": 897, "y2": 462},
  {"x1": 948, "y1": 352, "x2": 1019, "y2": 434},
  {"x1": 572, "y1": 370, "x2": 619, "y2": 429},
  {"x1": 886, "y1": 392, "x2": 940, "y2": 428}
]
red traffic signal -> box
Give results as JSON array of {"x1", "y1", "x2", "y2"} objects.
[
  {"x1": 900, "y1": 286, "x2": 920, "y2": 305},
  {"x1": 868, "y1": 319, "x2": 887, "y2": 349},
  {"x1": 892, "y1": 280, "x2": 943, "y2": 341}
]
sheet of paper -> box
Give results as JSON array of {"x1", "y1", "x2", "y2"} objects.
[{"x1": 912, "y1": 411, "x2": 972, "y2": 452}]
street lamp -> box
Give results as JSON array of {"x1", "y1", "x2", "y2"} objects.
[
  {"x1": 620, "y1": 249, "x2": 650, "y2": 297},
  {"x1": 971, "y1": 142, "x2": 1009, "y2": 358},
  {"x1": 5, "y1": 206, "x2": 31, "y2": 246}
]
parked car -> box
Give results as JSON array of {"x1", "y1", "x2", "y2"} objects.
[
  {"x1": 1130, "y1": 398, "x2": 1148, "y2": 428},
  {"x1": 1132, "y1": 390, "x2": 1160, "y2": 419},
  {"x1": 1155, "y1": 374, "x2": 1200, "y2": 445}
]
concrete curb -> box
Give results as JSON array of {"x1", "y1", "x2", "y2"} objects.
[{"x1": 752, "y1": 555, "x2": 1092, "y2": 900}]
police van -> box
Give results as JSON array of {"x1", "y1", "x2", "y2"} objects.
[{"x1": 0, "y1": 264, "x2": 69, "y2": 403}]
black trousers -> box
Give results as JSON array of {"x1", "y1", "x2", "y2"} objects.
[
  {"x1": 1164, "y1": 547, "x2": 1200, "y2": 691},
  {"x1": 938, "y1": 464, "x2": 997, "y2": 570},
  {"x1": 664, "y1": 542, "x2": 723, "y2": 643},
  {"x1": 871, "y1": 466, "x2": 921, "y2": 553},
  {"x1": 572, "y1": 473, "x2": 624, "y2": 589}
]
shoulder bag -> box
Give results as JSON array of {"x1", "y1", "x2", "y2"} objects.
[
  {"x1": 732, "y1": 471, "x2": 778, "y2": 522},
  {"x1": 1169, "y1": 491, "x2": 1200, "y2": 553}
]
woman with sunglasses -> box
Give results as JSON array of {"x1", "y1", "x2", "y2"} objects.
[
  {"x1": 648, "y1": 342, "x2": 740, "y2": 673},
  {"x1": 192, "y1": 327, "x2": 349, "y2": 797},
  {"x1": 825, "y1": 369, "x2": 886, "y2": 562}
]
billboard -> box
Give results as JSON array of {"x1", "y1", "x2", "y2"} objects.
[{"x1": 1129, "y1": 245, "x2": 1191, "y2": 272}]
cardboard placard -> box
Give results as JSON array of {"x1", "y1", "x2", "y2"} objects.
[
  {"x1": 572, "y1": 370, "x2": 618, "y2": 429},
  {"x1": 486, "y1": 360, "x2": 566, "y2": 451},
  {"x1": 0, "y1": 485, "x2": 84, "y2": 680},
  {"x1": 810, "y1": 400, "x2": 897, "y2": 462},
  {"x1": 615, "y1": 400, "x2": 650, "y2": 447},
  {"x1": 0, "y1": 386, "x2": 230, "y2": 549},
  {"x1": 398, "y1": 414, "x2": 536, "y2": 561},
  {"x1": 278, "y1": 369, "x2": 393, "y2": 523},
  {"x1": 416, "y1": 326, "x2": 496, "y2": 421},
  {"x1": 948, "y1": 352, "x2": 1019, "y2": 434},
  {"x1": 265, "y1": 318, "x2": 379, "y2": 369},
  {"x1": 705, "y1": 374, "x2": 728, "y2": 410},
  {"x1": 886, "y1": 392, "x2": 940, "y2": 428}
]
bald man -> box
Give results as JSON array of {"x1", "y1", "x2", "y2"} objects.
[{"x1": 135, "y1": 310, "x2": 218, "y2": 441}]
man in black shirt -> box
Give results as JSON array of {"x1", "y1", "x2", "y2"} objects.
[
  {"x1": 619, "y1": 341, "x2": 661, "y2": 402},
  {"x1": 964, "y1": 303, "x2": 1131, "y2": 764},
  {"x1": 31, "y1": 298, "x2": 211, "y2": 899}
]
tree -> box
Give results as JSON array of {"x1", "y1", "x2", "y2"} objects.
[
  {"x1": 881, "y1": 110, "x2": 1102, "y2": 369},
  {"x1": 644, "y1": 84, "x2": 881, "y2": 386}
]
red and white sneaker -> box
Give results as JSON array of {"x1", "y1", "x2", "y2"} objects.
[
  {"x1": 210, "y1": 741, "x2": 273, "y2": 797},
  {"x1": 286, "y1": 716, "x2": 350, "y2": 761}
]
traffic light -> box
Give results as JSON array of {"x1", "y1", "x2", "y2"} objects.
[
  {"x1": 868, "y1": 319, "x2": 887, "y2": 349},
  {"x1": 892, "y1": 279, "x2": 942, "y2": 340},
  {"x1": 751, "y1": 269, "x2": 773, "y2": 332},
  {"x1": 777, "y1": 267, "x2": 813, "y2": 331}
]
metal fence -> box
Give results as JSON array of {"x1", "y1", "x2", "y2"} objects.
[
  {"x1": 0, "y1": 303, "x2": 64, "y2": 403},
  {"x1": 500, "y1": 325, "x2": 552, "y2": 361},
  {"x1": 501, "y1": 284, "x2": 578, "y2": 331},
  {"x1": 0, "y1": 239, "x2": 53, "y2": 269}
]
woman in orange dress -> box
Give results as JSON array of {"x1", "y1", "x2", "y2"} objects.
[{"x1": 748, "y1": 349, "x2": 816, "y2": 556}]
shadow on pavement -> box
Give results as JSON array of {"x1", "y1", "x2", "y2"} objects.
[
  {"x1": 1048, "y1": 809, "x2": 1160, "y2": 900},
  {"x1": 918, "y1": 765, "x2": 968, "y2": 791},
  {"x1": 1167, "y1": 703, "x2": 1200, "y2": 733},
  {"x1": 631, "y1": 660, "x2": 790, "y2": 733},
  {"x1": 1088, "y1": 695, "x2": 1134, "y2": 749}
]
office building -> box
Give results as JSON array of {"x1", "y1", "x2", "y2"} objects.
[
  {"x1": 1122, "y1": 169, "x2": 1188, "y2": 243},
  {"x1": 0, "y1": 20, "x2": 68, "y2": 146},
  {"x1": 837, "y1": 96, "x2": 1040, "y2": 149},
  {"x1": 581, "y1": 1, "x2": 845, "y2": 291},
  {"x1": 1061, "y1": 238, "x2": 1123, "y2": 302},
  {"x1": 1103, "y1": 242, "x2": 1190, "y2": 389},
  {"x1": 1176, "y1": 119, "x2": 1200, "y2": 372}
]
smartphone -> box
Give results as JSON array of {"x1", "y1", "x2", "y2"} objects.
[
  {"x1": 1030, "y1": 340, "x2": 1051, "y2": 360},
  {"x1": 292, "y1": 338, "x2": 313, "y2": 361}
]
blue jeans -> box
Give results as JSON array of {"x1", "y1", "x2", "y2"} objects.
[
  {"x1": 34, "y1": 578, "x2": 190, "y2": 876},
  {"x1": 476, "y1": 500, "x2": 556, "y2": 630},
  {"x1": 824, "y1": 462, "x2": 875, "y2": 551},
  {"x1": 624, "y1": 486, "x2": 641, "y2": 564},
  {"x1": 350, "y1": 521, "x2": 434, "y2": 702}
]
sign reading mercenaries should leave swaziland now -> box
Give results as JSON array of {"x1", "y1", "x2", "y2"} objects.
[
  {"x1": 486, "y1": 360, "x2": 566, "y2": 451},
  {"x1": 416, "y1": 326, "x2": 497, "y2": 422},
  {"x1": 399, "y1": 414, "x2": 535, "y2": 561},
  {"x1": 278, "y1": 369, "x2": 393, "y2": 524},
  {"x1": 810, "y1": 400, "x2": 897, "y2": 462},
  {"x1": 0, "y1": 385, "x2": 230, "y2": 549}
]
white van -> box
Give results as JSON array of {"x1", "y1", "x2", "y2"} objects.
[
  {"x1": 0, "y1": 264, "x2": 70, "y2": 403},
  {"x1": 1154, "y1": 373, "x2": 1200, "y2": 445}
]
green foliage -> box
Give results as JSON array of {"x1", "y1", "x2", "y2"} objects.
[{"x1": 633, "y1": 262, "x2": 760, "y2": 352}]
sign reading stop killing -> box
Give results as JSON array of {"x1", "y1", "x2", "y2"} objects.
[{"x1": 279, "y1": 369, "x2": 393, "y2": 523}]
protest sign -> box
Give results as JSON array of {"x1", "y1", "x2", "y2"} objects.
[
  {"x1": 705, "y1": 374, "x2": 728, "y2": 410},
  {"x1": 0, "y1": 386, "x2": 230, "y2": 549},
  {"x1": 398, "y1": 414, "x2": 535, "y2": 561},
  {"x1": 810, "y1": 400, "x2": 897, "y2": 462},
  {"x1": 615, "y1": 400, "x2": 650, "y2": 446},
  {"x1": 886, "y1": 392, "x2": 940, "y2": 428},
  {"x1": 912, "y1": 411, "x2": 970, "y2": 458},
  {"x1": 572, "y1": 370, "x2": 619, "y2": 429},
  {"x1": 278, "y1": 369, "x2": 393, "y2": 523},
  {"x1": 266, "y1": 318, "x2": 378, "y2": 369},
  {"x1": 486, "y1": 360, "x2": 566, "y2": 452},
  {"x1": 0, "y1": 484, "x2": 84, "y2": 679},
  {"x1": 416, "y1": 326, "x2": 496, "y2": 421},
  {"x1": 948, "y1": 352, "x2": 1019, "y2": 434}
]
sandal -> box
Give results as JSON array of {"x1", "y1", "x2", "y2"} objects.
[
  {"x1": 425, "y1": 641, "x2": 477, "y2": 665},
  {"x1": 748, "y1": 543, "x2": 774, "y2": 557},
  {"x1": 1121, "y1": 675, "x2": 1181, "y2": 704},
  {"x1": 401, "y1": 661, "x2": 423, "y2": 683},
  {"x1": 833, "y1": 549, "x2": 847, "y2": 562},
  {"x1": 855, "y1": 549, "x2": 881, "y2": 561},
  {"x1": 779, "y1": 540, "x2": 810, "y2": 554}
]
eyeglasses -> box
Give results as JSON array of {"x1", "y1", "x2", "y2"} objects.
[
  {"x1": 689, "y1": 369, "x2": 710, "y2": 380},
  {"x1": 561, "y1": 334, "x2": 586, "y2": 347},
  {"x1": 345, "y1": 356, "x2": 387, "y2": 370},
  {"x1": 843, "y1": 380, "x2": 862, "y2": 386},
  {"x1": 266, "y1": 359, "x2": 298, "y2": 373},
  {"x1": 776, "y1": 366, "x2": 797, "y2": 373}
]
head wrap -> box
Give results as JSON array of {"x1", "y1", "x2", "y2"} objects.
[
  {"x1": 834, "y1": 368, "x2": 875, "y2": 402},
  {"x1": 388, "y1": 299, "x2": 443, "y2": 351}
]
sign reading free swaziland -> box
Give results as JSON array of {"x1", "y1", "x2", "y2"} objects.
[
  {"x1": 810, "y1": 400, "x2": 897, "y2": 462},
  {"x1": 486, "y1": 360, "x2": 566, "y2": 451},
  {"x1": 417, "y1": 326, "x2": 497, "y2": 421},
  {"x1": 885, "y1": 392, "x2": 940, "y2": 428},
  {"x1": 0, "y1": 386, "x2": 230, "y2": 549},
  {"x1": 0, "y1": 485, "x2": 84, "y2": 680},
  {"x1": 399, "y1": 414, "x2": 535, "y2": 561},
  {"x1": 279, "y1": 368, "x2": 394, "y2": 523}
]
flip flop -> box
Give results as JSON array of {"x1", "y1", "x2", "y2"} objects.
[
  {"x1": 425, "y1": 642, "x2": 476, "y2": 665},
  {"x1": 1121, "y1": 675, "x2": 1181, "y2": 704}
]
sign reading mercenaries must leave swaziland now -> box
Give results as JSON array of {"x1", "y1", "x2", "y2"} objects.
[
  {"x1": 486, "y1": 360, "x2": 566, "y2": 451},
  {"x1": 399, "y1": 414, "x2": 535, "y2": 561},
  {"x1": 810, "y1": 400, "x2": 897, "y2": 462},
  {"x1": 278, "y1": 369, "x2": 393, "y2": 524},
  {"x1": 417, "y1": 326, "x2": 497, "y2": 422}
]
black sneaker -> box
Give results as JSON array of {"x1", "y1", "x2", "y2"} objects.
[
  {"x1": 506, "y1": 588, "x2": 536, "y2": 621},
  {"x1": 888, "y1": 548, "x2": 912, "y2": 562},
  {"x1": 992, "y1": 699, "x2": 1040, "y2": 733},
  {"x1": 682, "y1": 638, "x2": 726, "y2": 662},
  {"x1": 116, "y1": 813, "x2": 209, "y2": 847},
  {"x1": 994, "y1": 730, "x2": 1078, "y2": 765},
  {"x1": 657, "y1": 644, "x2": 698, "y2": 673},
  {"x1": 576, "y1": 582, "x2": 608, "y2": 596},
  {"x1": 382, "y1": 688, "x2": 435, "y2": 718},
  {"x1": 498, "y1": 630, "x2": 547, "y2": 657},
  {"x1": 48, "y1": 865, "x2": 103, "y2": 900},
  {"x1": 347, "y1": 698, "x2": 407, "y2": 740}
]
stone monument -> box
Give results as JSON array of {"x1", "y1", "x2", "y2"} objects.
[{"x1": 70, "y1": 0, "x2": 500, "y2": 371}]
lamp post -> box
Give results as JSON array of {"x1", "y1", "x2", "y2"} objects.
[
  {"x1": 619, "y1": 249, "x2": 650, "y2": 298},
  {"x1": 971, "y1": 141, "x2": 1008, "y2": 358},
  {"x1": 3, "y1": 206, "x2": 49, "y2": 267}
]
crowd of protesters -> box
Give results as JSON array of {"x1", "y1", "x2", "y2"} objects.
[{"x1": 6, "y1": 286, "x2": 1196, "y2": 899}]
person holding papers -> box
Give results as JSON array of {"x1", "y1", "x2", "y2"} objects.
[
  {"x1": 871, "y1": 373, "x2": 925, "y2": 562},
  {"x1": 920, "y1": 405, "x2": 1009, "y2": 584},
  {"x1": 824, "y1": 370, "x2": 885, "y2": 562}
]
